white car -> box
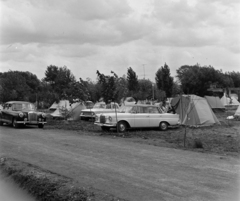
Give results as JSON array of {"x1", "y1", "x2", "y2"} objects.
[
  {"x1": 94, "y1": 104, "x2": 180, "y2": 132},
  {"x1": 80, "y1": 102, "x2": 120, "y2": 120}
]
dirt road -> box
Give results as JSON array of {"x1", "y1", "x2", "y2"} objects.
[{"x1": 0, "y1": 125, "x2": 239, "y2": 201}]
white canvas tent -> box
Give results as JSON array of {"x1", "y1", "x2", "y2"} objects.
[
  {"x1": 171, "y1": 95, "x2": 220, "y2": 126},
  {"x1": 221, "y1": 93, "x2": 240, "y2": 109},
  {"x1": 67, "y1": 102, "x2": 86, "y2": 121},
  {"x1": 49, "y1": 100, "x2": 71, "y2": 111},
  {"x1": 234, "y1": 105, "x2": 240, "y2": 117}
]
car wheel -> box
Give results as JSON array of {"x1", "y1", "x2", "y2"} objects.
[
  {"x1": 38, "y1": 124, "x2": 44, "y2": 128},
  {"x1": 12, "y1": 118, "x2": 19, "y2": 128},
  {"x1": 159, "y1": 122, "x2": 168, "y2": 131},
  {"x1": 117, "y1": 121, "x2": 127, "y2": 133},
  {"x1": 0, "y1": 121, "x2": 3, "y2": 126},
  {"x1": 101, "y1": 126, "x2": 110, "y2": 131}
]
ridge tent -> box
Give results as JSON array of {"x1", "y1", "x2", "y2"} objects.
[
  {"x1": 171, "y1": 95, "x2": 220, "y2": 126},
  {"x1": 221, "y1": 93, "x2": 240, "y2": 108},
  {"x1": 67, "y1": 102, "x2": 86, "y2": 121},
  {"x1": 50, "y1": 108, "x2": 65, "y2": 119},
  {"x1": 49, "y1": 100, "x2": 71, "y2": 111},
  {"x1": 204, "y1": 96, "x2": 225, "y2": 111},
  {"x1": 234, "y1": 105, "x2": 240, "y2": 117}
]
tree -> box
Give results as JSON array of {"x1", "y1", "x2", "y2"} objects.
[
  {"x1": 225, "y1": 71, "x2": 240, "y2": 87},
  {"x1": 127, "y1": 67, "x2": 139, "y2": 96},
  {"x1": 43, "y1": 65, "x2": 76, "y2": 101},
  {"x1": 115, "y1": 75, "x2": 129, "y2": 102},
  {"x1": 96, "y1": 70, "x2": 119, "y2": 103},
  {"x1": 0, "y1": 71, "x2": 40, "y2": 103},
  {"x1": 155, "y1": 63, "x2": 173, "y2": 98},
  {"x1": 134, "y1": 79, "x2": 153, "y2": 100},
  {"x1": 176, "y1": 64, "x2": 233, "y2": 96}
]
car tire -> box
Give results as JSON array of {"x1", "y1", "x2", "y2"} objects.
[
  {"x1": 38, "y1": 124, "x2": 44, "y2": 128},
  {"x1": 101, "y1": 126, "x2": 110, "y2": 132},
  {"x1": 159, "y1": 122, "x2": 168, "y2": 131},
  {"x1": 12, "y1": 118, "x2": 19, "y2": 128},
  {"x1": 0, "y1": 121, "x2": 3, "y2": 126},
  {"x1": 117, "y1": 121, "x2": 127, "y2": 133}
]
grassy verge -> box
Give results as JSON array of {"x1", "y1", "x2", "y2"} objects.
[{"x1": 0, "y1": 157, "x2": 126, "y2": 201}]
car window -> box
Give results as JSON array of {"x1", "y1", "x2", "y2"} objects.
[
  {"x1": 4, "y1": 104, "x2": 12, "y2": 110},
  {"x1": 147, "y1": 106, "x2": 160, "y2": 113},
  {"x1": 119, "y1": 105, "x2": 133, "y2": 113},
  {"x1": 12, "y1": 103, "x2": 35, "y2": 111},
  {"x1": 111, "y1": 104, "x2": 118, "y2": 109}
]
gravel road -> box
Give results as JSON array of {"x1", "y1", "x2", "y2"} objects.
[{"x1": 0, "y1": 125, "x2": 239, "y2": 201}]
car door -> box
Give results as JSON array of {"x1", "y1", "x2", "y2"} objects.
[
  {"x1": 148, "y1": 106, "x2": 163, "y2": 127},
  {"x1": 133, "y1": 106, "x2": 150, "y2": 128},
  {"x1": 1, "y1": 104, "x2": 12, "y2": 123}
]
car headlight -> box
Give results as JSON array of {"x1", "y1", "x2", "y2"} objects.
[
  {"x1": 42, "y1": 113, "x2": 46, "y2": 118},
  {"x1": 91, "y1": 112, "x2": 95, "y2": 116},
  {"x1": 108, "y1": 116, "x2": 112, "y2": 121},
  {"x1": 19, "y1": 112, "x2": 24, "y2": 118}
]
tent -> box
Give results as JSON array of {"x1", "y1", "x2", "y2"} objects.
[
  {"x1": 221, "y1": 93, "x2": 240, "y2": 110},
  {"x1": 221, "y1": 94, "x2": 240, "y2": 106},
  {"x1": 171, "y1": 95, "x2": 220, "y2": 126},
  {"x1": 204, "y1": 96, "x2": 225, "y2": 111},
  {"x1": 50, "y1": 108, "x2": 65, "y2": 119},
  {"x1": 234, "y1": 105, "x2": 240, "y2": 117},
  {"x1": 49, "y1": 100, "x2": 71, "y2": 111},
  {"x1": 67, "y1": 102, "x2": 86, "y2": 121}
]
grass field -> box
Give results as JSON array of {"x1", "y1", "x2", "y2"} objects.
[{"x1": 45, "y1": 110, "x2": 240, "y2": 157}]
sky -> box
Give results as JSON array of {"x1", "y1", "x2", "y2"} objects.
[{"x1": 0, "y1": 0, "x2": 240, "y2": 82}]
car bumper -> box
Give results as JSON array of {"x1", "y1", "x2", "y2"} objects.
[
  {"x1": 94, "y1": 122, "x2": 117, "y2": 127},
  {"x1": 80, "y1": 115, "x2": 95, "y2": 118},
  {"x1": 16, "y1": 121, "x2": 47, "y2": 125}
]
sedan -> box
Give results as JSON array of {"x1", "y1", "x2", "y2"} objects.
[
  {"x1": 0, "y1": 101, "x2": 47, "y2": 128},
  {"x1": 94, "y1": 104, "x2": 180, "y2": 132}
]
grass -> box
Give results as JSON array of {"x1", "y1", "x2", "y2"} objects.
[{"x1": 45, "y1": 111, "x2": 240, "y2": 157}]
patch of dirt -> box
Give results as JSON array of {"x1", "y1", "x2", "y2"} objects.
[{"x1": 0, "y1": 157, "x2": 126, "y2": 201}]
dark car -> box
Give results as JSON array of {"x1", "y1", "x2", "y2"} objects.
[{"x1": 0, "y1": 101, "x2": 47, "y2": 128}]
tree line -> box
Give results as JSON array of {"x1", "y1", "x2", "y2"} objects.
[{"x1": 0, "y1": 64, "x2": 239, "y2": 108}]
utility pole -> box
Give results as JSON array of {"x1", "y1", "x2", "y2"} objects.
[{"x1": 142, "y1": 64, "x2": 145, "y2": 79}]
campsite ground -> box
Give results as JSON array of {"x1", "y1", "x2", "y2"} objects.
[
  {"x1": 45, "y1": 109, "x2": 240, "y2": 157},
  {"x1": 0, "y1": 109, "x2": 239, "y2": 201}
]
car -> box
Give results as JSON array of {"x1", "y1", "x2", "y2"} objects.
[
  {"x1": 0, "y1": 101, "x2": 47, "y2": 128},
  {"x1": 94, "y1": 104, "x2": 180, "y2": 132},
  {"x1": 80, "y1": 102, "x2": 120, "y2": 120}
]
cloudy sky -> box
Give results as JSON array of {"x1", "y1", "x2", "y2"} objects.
[{"x1": 0, "y1": 0, "x2": 239, "y2": 82}]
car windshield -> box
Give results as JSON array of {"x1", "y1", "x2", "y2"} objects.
[
  {"x1": 12, "y1": 103, "x2": 35, "y2": 111},
  {"x1": 93, "y1": 103, "x2": 106, "y2": 109}
]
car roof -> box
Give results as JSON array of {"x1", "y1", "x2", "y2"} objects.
[
  {"x1": 6, "y1": 101, "x2": 32, "y2": 104},
  {"x1": 124, "y1": 104, "x2": 159, "y2": 108}
]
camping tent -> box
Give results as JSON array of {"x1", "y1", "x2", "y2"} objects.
[
  {"x1": 171, "y1": 95, "x2": 220, "y2": 126},
  {"x1": 234, "y1": 105, "x2": 240, "y2": 117},
  {"x1": 50, "y1": 108, "x2": 65, "y2": 119},
  {"x1": 67, "y1": 102, "x2": 86, "y2": 121},
  {"x1": 49, "y1": 100, "x2": 71, "y2": 111},
  {"x1": 204, "y1": 96, "x2": 225, "y2": 111},
  {"x1": 221, "y1": 94, "x2": 240, "y2": 107}
]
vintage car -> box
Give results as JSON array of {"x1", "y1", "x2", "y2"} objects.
[
  {"x1": 94, "y1": 104, "x2": 180, "y2": 132},
  {"x1": 0, "y1": 101, "x2": 47, "y2": 128},
  {"x1": 80, "y1": 102, "x2": 120, "y2": 120}
]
